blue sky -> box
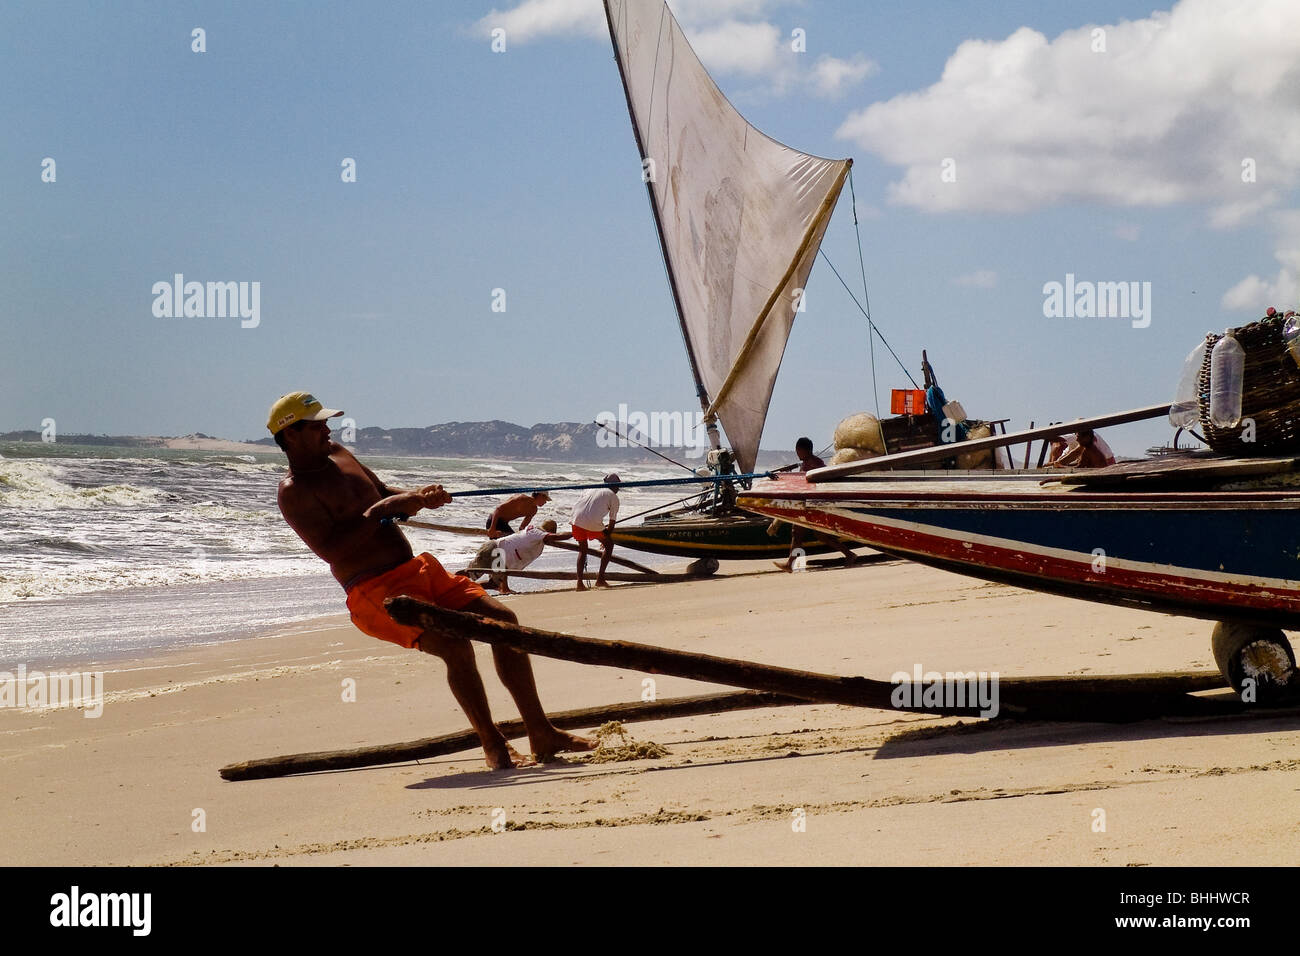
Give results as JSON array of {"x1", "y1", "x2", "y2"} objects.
[{"x1": 3, "y1": 0, "x2": 1297, "y2": 457}]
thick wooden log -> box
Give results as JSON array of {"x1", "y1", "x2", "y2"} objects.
[
  {"x1": 219, "y1": 689, "x2": 799, "y2": 781},
  {"x1": 386, "y1": 597, "x2": 1237, "y2": 722},
  {"x1": 547, "y1": 539, "x2": 663, "y2": 575}
]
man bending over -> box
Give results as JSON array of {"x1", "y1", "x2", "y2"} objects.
[{"x1": 268, "y1": 391, "x2": 593, "y2": 770}]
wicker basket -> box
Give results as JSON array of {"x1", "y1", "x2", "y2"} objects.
[{"x1": 1198, "y1": 313, "x2": 1300, "y2": 454}]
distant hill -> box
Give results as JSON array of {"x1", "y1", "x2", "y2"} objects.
[
  {"x1": 2, "y1": 422, "x2": 794, "y2": 468},
  {"x1": 248, "y1": 420, "x2": 795, "y2": 469},
  {"x1": 0, "y1": 432, "x2": 268, "y2": 453}
]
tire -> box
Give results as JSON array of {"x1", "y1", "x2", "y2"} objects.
[
  {"x1": 686, "y1": 557, "x2": 720, "y2": 578},
  {"x1": 1211, "y1": 621, "x2": 1296, "y2": 704}
]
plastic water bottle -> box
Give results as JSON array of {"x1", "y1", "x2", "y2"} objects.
[
  {"x1": 1209, "y1": 333, "x2": 1244, "y2": 429},
  {"x1": 1168, "y1": 340, "x2": 1207, "y2": 427},
  {"x1": 1285, "y1": 314, "x2": 1300, "y2": 369}
]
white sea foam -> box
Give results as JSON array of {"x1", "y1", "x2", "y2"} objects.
[
  {"x1": 0, "y1": 460, "x2": 166, "y2": 511},
  {"x1": 0, "y1": 449, "x2": 679, "y2": 663}
]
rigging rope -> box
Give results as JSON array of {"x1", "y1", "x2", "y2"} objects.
[
  {"x1": 445, "y1": 473, "x2": 770, "y2": 499},
  {"x1": 849, "y1": 170, "x2": 881, "y2": 416},
  {"x1": 818, "y1": 247, "x2": 920, "y2": 392},
  {"x1": 821, "y1": 168, "x2": 919, "y2": 393}
]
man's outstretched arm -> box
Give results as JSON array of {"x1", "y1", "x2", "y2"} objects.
[{"x1": 364, "y1": 485, "x2": 451, "y2": 520}]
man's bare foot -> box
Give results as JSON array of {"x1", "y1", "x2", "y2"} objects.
[
  {"x1": 483, "y1": 741, "x2": 537, "y2": 770},
  {"x1": 575, "y1": 582, "x2": 587, "y2": 591},
  {"x1": 594, "y1": 579, "x2": 612, "y2": 588},
  {"x1": 531, "y1": 729, "x2": 597, "y2": 762},
  {"x1": 773, "y1": 560, "x2": 793, "y2": 572}
]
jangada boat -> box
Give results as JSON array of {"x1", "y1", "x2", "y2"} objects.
[
  {"x1": 598, "y1": 1, "x2": 997, "y2": 562},
  {"x1": 737, "y1": 402, "x2": 1300, "y2": 700},
  {"x1": 596, "y1": 0, "x2": 853, "y2": 563}
]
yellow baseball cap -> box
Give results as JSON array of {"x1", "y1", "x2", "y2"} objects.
[{"x1": 267, "y1": 391, "x2": 344, "y2": 435}]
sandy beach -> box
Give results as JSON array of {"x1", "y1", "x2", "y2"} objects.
[{"x1": 3, "y1": 557, "x2": 1297, "y2": 867}]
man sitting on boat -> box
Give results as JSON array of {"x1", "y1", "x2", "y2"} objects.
[
  {"x1": 571, "y1": 474, "x2": 620, "y2": 591},
  {"x1": 486, "y1": 491, "x2": 550, "y2": 538},
  {"x1": 268, "y1": 391, "x2": 593, "y2": 770},
  {"x1": 774, "y1": 437, "x2": 858, "y2": 572},
  {"x1": 467, "y1": 519, "x2": 570, "y2": 595},
  {"x1": 1047, "y1": 428, "x2": 1115, "y2": 468}
]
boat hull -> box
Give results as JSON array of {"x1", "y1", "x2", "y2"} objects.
[
  {"x1": 609, "y1": 512, "x2": 846, "y2": 561},
  {"x1": 739, "y1": 472, "x2": 1300, "y2": 628}
]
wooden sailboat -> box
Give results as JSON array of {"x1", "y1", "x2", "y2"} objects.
[
  {"x1": 737, "y1": 403, "x2": 1300, "y2": 699},
  {"x1": 598, "y1": 0, "x2": 854, "y2": 562}
]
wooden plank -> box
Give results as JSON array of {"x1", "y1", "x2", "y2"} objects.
[
  {"x1": 547, "y1": 539, "x2": 663, "y2": 575},
  {"x1": 385, "y1": 597, "x2": 1237, "y2": 722},
  {"x1": 807, "y1": 403, "x2": 1173, "y2": 481},
  {"x1": 1056, "y1": 455, "x2": 1300, "y2": 487},
  {"x1": 219, "y1": 689, "x2": 801, "y2": 781}
]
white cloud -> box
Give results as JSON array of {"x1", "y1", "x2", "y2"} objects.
[
  {"x1": 1221, "y1": 210, "x2": 1300, "y2": 313},
  {"x1": 835, "y1": 0, "x2": 1300, "y2": 223},
  {"x1": 669, "y1": 0, "x2": 779, "y2": 22},
  {"x1": 953, "y1": 269, "x2": 998, "y2": 289},
  {"x1": 1221, "y1": 272, "x2": 1296, "y2": 312},
  {"x1": 475, "y1": 0, "x2": 876, "y2": 98},
  {"x1": 476, "y1": 0, "x2": 605, "y2": 43},
  {"x1": 686, "y1": 19, "x2": 782, "y2": 76},
  {"x1": 810, "y1": 54, "x2": 879, "y2": 98}
]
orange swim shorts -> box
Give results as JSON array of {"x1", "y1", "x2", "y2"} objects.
[
  {"x1": 571, "y1": 524, "x2": 608, "y2": 543},
  {"x1": 345, "y1": 552, "x2": 487, "y2": 649}
]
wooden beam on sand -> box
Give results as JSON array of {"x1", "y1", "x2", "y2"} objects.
[
  {"x1": 218, "y1": 689, "x2": 801, "y2": 781},
  {"x1": 548, "y1": 539, "x2": 662, "y2": 575},
  {"x1": 386, "y1": 597, "x2": 1238, "y2": 723}
]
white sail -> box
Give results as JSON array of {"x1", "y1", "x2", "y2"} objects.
[{"x1": 605, "y1": 0, "x2": 851, "y2": 473}]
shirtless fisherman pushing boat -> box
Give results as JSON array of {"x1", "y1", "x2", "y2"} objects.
[{"x1": 268, "y1": 391, "x2": 594, "y2": 770}]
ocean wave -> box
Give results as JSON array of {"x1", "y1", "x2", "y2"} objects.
[
  {"x1": 0, "y1": 557, "x2": 322, "y2": 603},
  {"x1": 210, "y1": 459, "x2": 285, "y2": 476},
  {"x1": 27, "y1": 536, "x2": 106, "y2": 554},
  {"x1": 0, "y1": 460, "x2": 167, "y2": 510},
  {"x1": 187, "y1": 503, "x2": 278, "y2": 523}
]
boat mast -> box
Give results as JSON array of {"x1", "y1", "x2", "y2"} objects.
[{"x1": 602, "y1": 0, "x2": 723, "y2": 457}]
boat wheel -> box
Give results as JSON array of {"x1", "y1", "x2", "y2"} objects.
[
  {"x1": 686, "y1": 557, "x2": 720, "y2": 578},
  {"x1": 1210, "y1": 621, "x2": 1297, "y2": 704}
]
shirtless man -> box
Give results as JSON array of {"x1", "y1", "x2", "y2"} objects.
[
  {"x1": 486, "y1": 492, "x2": 550, "y2": 539},
  {"x1": 774, "y1": 437, "x2": 857, "y2": 572},
  {"x1": 268, "y1": 391, "x2": 592, "y2": 770}
]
